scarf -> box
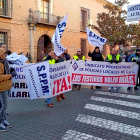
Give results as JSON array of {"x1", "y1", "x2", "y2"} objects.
[{"x1": 0, "y1": 59, "x2": 11, "y2": 74}]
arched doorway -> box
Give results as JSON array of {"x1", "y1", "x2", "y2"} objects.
[{"x1": 37, "y1": 34, "x2": 53, "y2": 62}]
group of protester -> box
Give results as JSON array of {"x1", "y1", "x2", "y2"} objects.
[{"x1": 0, "y1": 43, "x2": 140, "y2": 131}]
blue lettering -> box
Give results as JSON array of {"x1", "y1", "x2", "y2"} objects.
[
  {"x1": 37, "y1": 65, "x2": 45, "y2": 71},
  {"x1": 58, "y1": 22, "x2": 66, "y2": 29}
]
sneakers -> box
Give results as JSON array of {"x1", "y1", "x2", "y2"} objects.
[
  {"x1": 47, "y1": 103, "x2": 53, "y2": 108},
  {"x1": 3, "y1": 120, "x2": 12, "y2": 128},
  {"x1": 108, "y1": 87, "x2": 117, "y2": 91},
  {"x1": 134, "y1": 87, "x2": 139, "y2": 90},
  {"x1": 113, "y1": 87, "x2": 117, "y2": 91},
  {"x1": 0, "y1": 123, "x2": 7, "y2": 131},
  {"x1": 108, "y1": 87, "x2": 111, "y2": 91},
  {"x1": 127, "y1": 87, "x2": 131, "y2": 90}
]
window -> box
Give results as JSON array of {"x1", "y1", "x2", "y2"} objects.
[
  {"x1": 81, "y1": 8, "x2": 90, "y2": 32},
  {"x1": 41, "y1": 0, "x2": 49, "y2": 21},
  {"x1": 0, "y1": 29, "x2": 11, "y2": 50},
  {"x1": 81, "y1": 39, "x2": 87, "y2": 57},
  {"x1": 0, "y1": 0, "x2": 12, "y2": 17}
]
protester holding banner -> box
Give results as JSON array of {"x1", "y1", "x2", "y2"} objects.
[
  {"x1": 128, "y1": 49, "x2": 140, "y2": 90},
  {"x1": 64, "y1": 48, "x2": 71, "y2": 61},
  {"x1": 0, "y1": 48, "x2": 17, "y2": 131},
  {"x1": 125, "y1": 49, "x2": 134, "y2": 90},
  {"x1": 105, "y1": 48, "x2": 122, "y2": 91},
  {"x1": 73, "y1": 48, "x2": 85, "y2": 90},
  {"x1": 56, "y1": 53, "x2": 66, "y2": 102},
  {"x1": 88, "y1": 46, "x2": 104, "y2": 89},
  {"x1": 43, "y1": 49, "x2": 58, "y2": 108},
  {"x1": 125, "y1": 49, "x2": 133, "y2": 62}
]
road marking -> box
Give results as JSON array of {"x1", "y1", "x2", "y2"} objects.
[
  {"x1": 84, "y1": 104, "x2": 140, "y2": 120},
  {"x1": 90, "y1": 96, "x2": 140, "y2": 109},
  {"x1": 62, "y1": 130, "x2": 106, "y2": 140},
  {"x1": 94, "y1": 91, "x2": 140, "y2": 100},
  {"x1": 76, "y1": 114, "x2": 140, "y2": 137}
]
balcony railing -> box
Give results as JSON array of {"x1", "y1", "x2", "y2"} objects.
[
  {"x1": 0, "y1": 0, "x2": 13, "y2": 18},
  {"x1": 31, "y1": 11, "x2": 63, "y2": 26}
]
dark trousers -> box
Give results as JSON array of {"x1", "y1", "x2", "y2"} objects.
[
  {"x1": 0, "y1": 101, "x2": 2, "y2": 109},
  {"x1": 137, "y1": 70, "x2": 140, "y2": 86}
]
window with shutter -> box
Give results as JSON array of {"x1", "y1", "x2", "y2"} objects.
[
  {"x1": 81, "y1": 8, "x2": 90, "y2": 32},
  {"x1": 0, "y1": 29, "x2": 11, "y2": 50},
  {"x1": 41, "y1": 0, "x2": 49, "y2": 22},
  {"x1": 81, "y1": 39, "x2": 87, "y2": 57},
  {"x1": 0, "y1": 0, "x2": 12, "y2": 18}
]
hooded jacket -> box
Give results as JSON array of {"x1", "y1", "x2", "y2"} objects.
[{"x1": 88, "y1": 50, "x2": 104, "y2": 61}]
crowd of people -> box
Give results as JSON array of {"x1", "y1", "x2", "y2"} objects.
[{"x1": 0, "y1": 43, "x2": 140, "y2": 131}]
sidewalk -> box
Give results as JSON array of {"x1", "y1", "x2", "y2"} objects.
[{"x1": 0, "y1": 87, "x2": 140, "y2": 140}]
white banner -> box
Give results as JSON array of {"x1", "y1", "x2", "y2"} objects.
[
  {"x1": 50, "y1": 60, "x2": 72, "y2": 97},
  {"x1": 127, "y1": 4, "x2": 140, "y2": 22},
  {"x1": 10, "y1": 61, "x2": 139, "y2": 99},
  {"x1": 22, "y1": 62, "x2": 51, "y2": 100},
  {"x1": 10, "y1": 64, "x2": 30, "y2": 99},
  {"x1": 71, "y1": 60, "x2": 139, "y2": 87},
  {"x1": 10, "y1": 61, "x2": 72, "y2": 99},
  {"x1": 86, "y1": 27, "x2": 107, "y2": 48},
  {"x1": 52, "y1": 14, "x2": 68, "y2": 56},
  {"x1": 6, "y1": 52, "x2": 28, "y2": 65}
]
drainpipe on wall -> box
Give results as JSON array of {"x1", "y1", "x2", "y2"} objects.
[{"x1": 28, "y1": 8, "x2": 36, "y2": 63}]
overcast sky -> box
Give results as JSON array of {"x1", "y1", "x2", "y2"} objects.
[{"x1": 107, "y1": 0, "x2": 139, "y2": 24}]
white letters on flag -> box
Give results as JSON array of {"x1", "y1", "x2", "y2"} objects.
[
  {"x1": 6, "y1": 52, "x2": 28, "y2": 65},
  {"x1": 52, "y1": 14, "x2": 68, "y2": 56},
  {"x1": 22, "y1": 61, "x2": 51, "y2": 100},
  {"x1": 86, "y1": 27, "x2": 107, "y2": 48}
]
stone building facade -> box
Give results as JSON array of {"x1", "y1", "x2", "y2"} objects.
[{"x1": 0, "y1": 0, "x2": 110, "y2": 62}]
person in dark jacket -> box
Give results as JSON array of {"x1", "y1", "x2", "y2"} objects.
[
  {"x1": 88, "y1": 46, "x2": 104, "y2": 89},
  {"x1": 64, "y1": 48, "x2": 71, "y2": 60},
  {"x1": 128, "y1": 49, "x2": 140, "y2": 90},
  {"x1": 125, "y1": 49, "x2": 133, "y2": 62},
  {"x1": 88, "y1": 46, "x2": 104, "y2": 62}
]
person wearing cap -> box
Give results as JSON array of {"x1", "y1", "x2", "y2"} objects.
[
  {"x1": 105, "y1": 48, "x2": 122, "y2": 91},
  {"x1": 0, "y1": 48, "x2": 16, "y2": 131},
  {"x1": 43, "y1": 49, "x2": 58, "y2": 108},
  {"x1": 128, "y1": 49, "x2": 140, "y2": 90},
  {"x1": 73, "y1": 48, "x2": 85, "y2": 90},
  {"x1": 125, "y1": 49, "x2": 133, "y2": 62},
  {"x1": 88, "y1": 46, "x2": 104, "y2": 89}
]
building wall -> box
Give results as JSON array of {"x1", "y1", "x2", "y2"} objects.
[
  {"x1": 0, "y1": 0, "x2": 110, "y2": 61},
  {"x1": 52, "y1": 0, "x2": 109, "y2": 58},
  {"x1": 0, "y1": 0, "x2": 37, "y2": 53}
]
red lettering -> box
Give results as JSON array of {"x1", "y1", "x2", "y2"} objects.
[
  {"x1": 67, "y1": 75, "x2": 71, "y2": 89},
  {"x1": 56, "y1": 79, "x2": 62, "y2": 93},
  {"x1": 53, "y1": 81, "x2": 56, "y2": 95},
  {"x1": 60, "y1": 77, "x2": 68, "y2": 92}
]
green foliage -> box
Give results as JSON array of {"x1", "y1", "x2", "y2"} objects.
[{"x1": 92, "y1": 0, "x2": 131, "y2": 47}]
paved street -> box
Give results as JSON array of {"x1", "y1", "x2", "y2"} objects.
[{"x1": 1, "y1": 87, "x2": 140, "y2": 140}]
